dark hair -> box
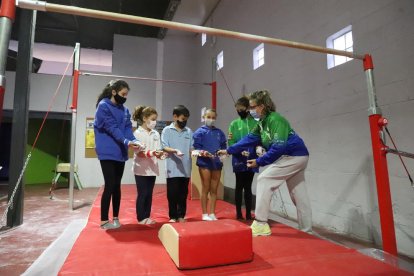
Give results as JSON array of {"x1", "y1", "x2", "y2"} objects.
[
  {"x1": 132, "y1": 105, "x2": 157, "y2": 126},
  {"x1": 249, "y1": 90, "x2": 276, "y2": 114},
  {"x1": 235, "y1": 96, "x2": 249, "y2": 108},
  {"x1": 96, "y1": 79, "x2": 130, "y2": 108},
  {"x1": 173, "y1": 105, "x2": 190, "y2": 117}
]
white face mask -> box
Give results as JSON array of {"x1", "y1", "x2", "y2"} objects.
[
  {"x1": 205, "y1": 118, "x2": 215, "y2": 127},
  {"x1": 146, "y1": 120, "x2": 157, "y2": 129}
]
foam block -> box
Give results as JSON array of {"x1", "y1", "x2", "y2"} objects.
[{"x1": 158, "y1": 219, "x2": 253, "y2": 269}]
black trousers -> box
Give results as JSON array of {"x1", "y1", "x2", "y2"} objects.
[
  {"x1": 100, "y1": 160, "x2": 125, "y2": 221},
  {"x1": 235, "y1": 171, "x2": 255, "y2": 217},
  {"x1": 135, "y1": 175, "x2": 156, "y2": 221},
  {"x1": 167, "y1": 177, "x2": 189, "y2": 220}
]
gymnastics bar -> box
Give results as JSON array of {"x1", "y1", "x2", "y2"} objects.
[
  {"x1": 16, "y1": 0, "x2": 397, "y2": 255},
  {"x1": 80, "y1": 72, "x2": 211, "y2": 86},
  {"x1": 16, "y1": 0, "x2": 364, "y2": 60}
]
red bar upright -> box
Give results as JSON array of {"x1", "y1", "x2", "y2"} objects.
[
  {"x1": 71, "y1": 70, "x2": 79, "y2": 110},
  {"x1": 364, "y1": 54, "x2": 397, "y2": 256},
  {"x1": 211, "y1": 81, "x2": 217, "y2": 109}
]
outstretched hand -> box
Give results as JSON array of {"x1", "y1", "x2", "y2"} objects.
[
  {"x1": 216, "y1": 149, "x2": 228, "y2": 156},
  {"x1": 247, "y1": 159, "x2": 258, "y2": 168}
]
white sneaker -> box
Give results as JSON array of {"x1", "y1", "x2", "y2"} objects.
[
  {"x1": 202, "y1": 214, "x2": 213, "y2": 221},
  {"x1": 168, "y1": 219, "x2": 177, "y2": 223},
  {"x1": 209, "y1": 214, "x2": 218, "y2": 220}
]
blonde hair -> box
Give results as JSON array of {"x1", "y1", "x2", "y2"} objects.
[
  {"x1": 203, "y1": 108, "x2": 217, "y2": 116},
  {"x1": 132, "y1": 106, "x2": 157, "y2": 126},
  {"x1": 249, "y1": 90, "x2": 276, "y2": 114}
]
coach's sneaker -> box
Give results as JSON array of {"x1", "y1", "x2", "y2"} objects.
[
  {"x1": 209, "y1": 214, "x2": 218, "y2": 221},
  {"x1": 251, "y1": 220, "x2": 271, "y2": 236}
]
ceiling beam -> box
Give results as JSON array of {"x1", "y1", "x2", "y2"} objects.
[{"x1": 157, "y1": 0, "x2": 180, "y2": 39}]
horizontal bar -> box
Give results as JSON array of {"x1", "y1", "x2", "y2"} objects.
[
  {"x1": 387, "y1": 148, "x2": 414, "y2": 159},
  {"x1": 17, "y1": 0, "x2": 365, "y2": 60},
  {"x1": 80, "y1": 72, "x2": 211, "y2": 86}
]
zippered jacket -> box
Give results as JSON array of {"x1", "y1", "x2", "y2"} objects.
[
  {"x1": 227, "y1": 112, "x2": 308, "y2": 167},
  {"x1": 228, "y1": 116, "x2": 259, "y2": 172},
  {"x1": 94, "y1": 98, "x2": 137, "y2": 161}
]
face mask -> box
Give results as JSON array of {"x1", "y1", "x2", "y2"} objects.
[
  {"x1": 205, "y1": 119, "x2": 215, "y2": 127},
  {"x1": 114, "y1": 93, "x2": 126, "y2": 105},
  {"x1": 176, "y1": 120, "x2": 187, "y2": 129},
  {"x1": 249, "y1": 109, "x2": 261, "y2": 120},
  {"x1": 237, "y1": 110, "x2": 249, "y2": 119},
  {"x1": 146, "y1": 120, "x2": 157, "y2": 129}
]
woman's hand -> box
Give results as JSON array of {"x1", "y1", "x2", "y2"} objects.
[
  {"x1": 216, "y1": 149, "x2": 228, "y2": 156},
  {"x1": 129, "y1": 141, "x2": 145, "y2": 151},
  {"x1": 247, "y1": 159, "x2": 258, "y2": 168}
]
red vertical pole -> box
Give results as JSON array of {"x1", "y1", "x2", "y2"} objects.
[
  {"x1": 0, "y1": 86, "x2": 4, "y2": 125},
  {"x1": 364, "y1": 54, "x2": 397, "y2": 256},
  {"x1": 211, "y1": 81, "x2": 217, "y2": 109},
  {"x1": 71, "y1": 69, "x2": 79, "y2": 110},
  {"x1": 0, "y1": 0, "x2": 16, "y2": 127}
]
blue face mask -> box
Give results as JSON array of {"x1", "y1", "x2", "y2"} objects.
[{"x1": 249, "y1": 109, "x2": 261, "y2": 120}]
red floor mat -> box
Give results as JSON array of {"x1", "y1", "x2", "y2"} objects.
[{"x1": 59, "y1": 185, "x2": 410, "y2": 275}]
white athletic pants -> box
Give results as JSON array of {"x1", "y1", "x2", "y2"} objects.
[{"x1": 255, "y1": 155, "x2": 312, "y2": 232}]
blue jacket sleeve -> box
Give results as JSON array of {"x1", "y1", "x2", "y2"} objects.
[
  {"x1": 227, "y1": 133, "x2": 261, "y2": 155},
  {"x1": 124, "y1": 108, "x2": 137, "y2": 144},
  {"x1": 95, "y1": 104, "x2": 132, "y2": 147},
  {"x1": 256, "y1": 142, "x2": 286, "y2": 166},
  {"x1": 192, "y1": 128, "x2": 204, "y2": 150}
]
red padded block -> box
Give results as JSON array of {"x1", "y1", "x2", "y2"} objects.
[{"x1": 158, "y1": 219, "x2": 253, "y2": 269}]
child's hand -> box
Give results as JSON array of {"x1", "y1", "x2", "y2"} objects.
[
  {"x1": 153, "y1": 150, "x2": 164, "y2": 158},
  {"x1": 216, "y1": 149, "x2": 228, "y2": 156},
  {"x1": 129, "y1": 141, "x2": 145, "y2": 151},
  {"x1": 241, "y1": 151, "x2": 249, "y2": 157},
  {"x1": 247, "y1": 159, "x2": 258, "y2": 168},
  {"x1": 256, "y1": 146, "x2": 266, "y2": 157}
]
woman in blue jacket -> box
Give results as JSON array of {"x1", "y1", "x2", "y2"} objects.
[
  {"x1": 94, "y1": 80, "x2": 144, "y2": 229},
  {"x1": 218, "y1": 90, "x2": 312, "y2": 236}
]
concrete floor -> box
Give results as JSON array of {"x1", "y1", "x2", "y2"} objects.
[
  {"x1": 0, "y1": 183, "x2": 99, "y2": 276},
  {"x1": 0, "y1": 183, "x2": 413, "y2": 275}
]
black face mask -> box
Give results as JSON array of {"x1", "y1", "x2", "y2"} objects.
[
  {"x1": 176, "y1": 120, "x2": 187, "y2": 129},
  {"x1": 237, "y1": 110, "x2": 249, "y2": 119},
  {"x1": 114, "y1": 93, "x2": 126, "y2": 105}
]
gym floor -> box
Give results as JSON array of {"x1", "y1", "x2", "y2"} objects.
[{"x1": 0, "y1": 183, "x2": 413, "y2": 275}]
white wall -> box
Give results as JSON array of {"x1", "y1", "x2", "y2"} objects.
[
  {"x1": 194, "y1": 0, "x2": 414, "y2": 257},
  {"x1": 4, "y1": 34, "x2": 203, "y2": 188}
]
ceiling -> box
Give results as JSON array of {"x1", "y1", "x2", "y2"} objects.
[{"x1": 11, "y1": 0, "x2": 220, "y2": 51}]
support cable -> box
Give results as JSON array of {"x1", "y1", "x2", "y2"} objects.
[
  {"x1": 0, "y1": 50, "x2": 75, "y2": 229},
  {"x1": 384, "y1": 126, "x2": 414, "y2": 188}
]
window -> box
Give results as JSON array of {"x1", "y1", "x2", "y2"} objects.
[
  {"x1": 201, "y1": 33, "x2": 207, "y2": 46},
  {"x1": 253, "y1": 43, "x2": 265, "y2": 70},
  {"x1": 326, "y1": 25, "x2": 353, "y2": 69},
  {"x1": 216, "y1": 51, "x2": 223, "y2": 71}
]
